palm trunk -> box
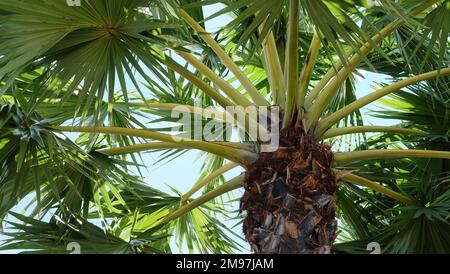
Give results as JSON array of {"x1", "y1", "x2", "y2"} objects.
[{"x1": 241, "y1": 126, "x2": 338, "y2": 254}]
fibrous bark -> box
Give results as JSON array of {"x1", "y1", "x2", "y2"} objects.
[{"x1": 241, "y1": 126, "x2": 338, "y2": 254}]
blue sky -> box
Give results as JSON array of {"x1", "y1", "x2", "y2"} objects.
[{"x1": 0, "y1": 4, "x2": 398, "y2": 254}]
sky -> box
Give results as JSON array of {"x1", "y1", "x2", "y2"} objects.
[{"x1": 0, "y1": 3, "x2": 398, "y2": 254}]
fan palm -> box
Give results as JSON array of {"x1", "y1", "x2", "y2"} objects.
[{"x1": 0, "y1": 0, "x2": 449, "y2": 254}]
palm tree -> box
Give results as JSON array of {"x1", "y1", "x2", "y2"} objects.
[{"x1": 0, "y1": 0, "x2": 449, "y2": 254}]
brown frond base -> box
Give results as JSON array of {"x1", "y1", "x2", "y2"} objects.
[{"x1": 241, "y1": 127, "x2": 338, "y2": 254}]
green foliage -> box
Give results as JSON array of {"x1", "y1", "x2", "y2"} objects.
[
  {"x1": 1, "y1": 212, "x2": 164, "y2": 254},
  {"x1": 0, "y1": 0, "x2": 181, "y2": 119},
  {"x1": 0, "y1": 0, "x2": 449, "y2": 254}
]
